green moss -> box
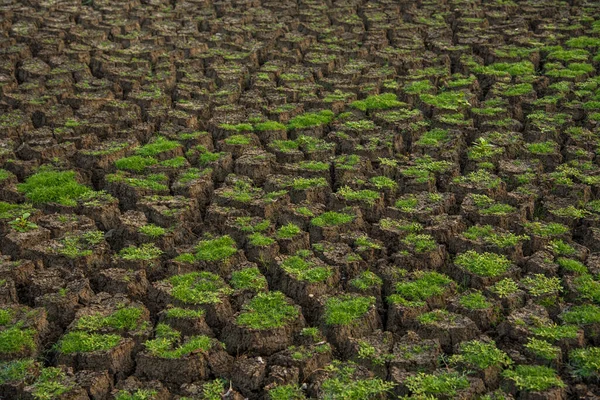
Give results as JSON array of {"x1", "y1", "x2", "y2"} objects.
[
  {"x1": 224, "y1": 134, "x2": 252, "y2": 145},
  {"x1": 419, "y1": 91, "x2": 470, "y2": 110},
  {"x1": 350, "y1": 271, "x2": 383, "y2": 291},
  {"x1": 236, "y1": 292, "x2": 298, "y2": 330},
  {"x1": 324, "y1": 295, "x2": 374, "y2": 325},
  {"x1": 291, "y1": 177, "x2": 327, "y2": 190}
]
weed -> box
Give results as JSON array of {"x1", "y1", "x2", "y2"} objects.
[
  {"x1": 119, "y1": 243, "x2": 163, "y2": 261},
  {"x1": 569, "y1": 347, "x2": 600, "y2": 378},
  {"x1": 459, "y1": 291, "x2": 491, "y2": 310},
  {"x1": 248, "y1": 233, "x2": 275, "y2": 247},
  {"x1": 311, "y1": 211, "x2": 354, "y2": 227},
  {"x1": 168, "y1": 272, "x2": 233, "y2": 305},
  {"x1": 30, "y1": 367, "x2": 74, "y2": 400},
  {"x1": 0, "y1": 324, "x2": 36, "y2": 354},
  {"x1": 9, "y1": 213, "x2": 38, "y2": 233},
  {"x1": 337, "y1": 186, "x2": 380, "y2": 205},
  {"x1": 280, "y1": 256, "x2": 331, "y2": 283},
  {"x1": 138, "y1": 224, "x2": 166, "y2": 238},
  {"x1": 76, "y1": 306, "x2": 145, "y2": 332},
  {"x1": 402, "y1": 234, "x2": 437, "y2": 253},
  {"x1": 502, "y1": 365, "x2": 565, "y2": 392},
  {"x1": 454, "y1": 251, "x2": 512, "y2": 277},
  {"x1": 230, "y1": 268, "x2": 267, "y2": 291},
  {"x1": 521, "y1": 274, "x2": 562, "y2": 296},
  {"x1": 195, "y1": 235, "x2": 237, "y2": 261},
  {"x1": 525, "y1": 338, "x2": 560, "y2": 361},
  {"x1": 18, "y1": 169, "x2": 92, "y2": 206},
  {"x1": 320, "y1": 361, "x2": 394, "y2": 399},
  {"x1": 561, "y1": 304, "x2": 600, "y2": 325},
  {"x1": 268, "y1": 384, "x2": 306, "y2": 400},
  {"x1": 136, "y1": 137, "x2": 180, "y2": 157},
  {"x1": 404, "y1": 371, "x2": 469, "y2": 397},
  {"x1": 0, "y1": 358, "x2": 36, "y2": 384},
  {"x1": 450, "y1": 340, "x2": 512, "y2": 370},
  {"x1": 350, "y1": 93, "x2": 403, "y2": 112},
  {"x1": 144, "y1": 323, "x2": 212, "y2": 359},
  {"x1": 276, "y1": 223, "x2": 302, "y2": 239},
  {"x1": 490, "y1": 278, "x2": 519, "y2": 298},
  {"x1": 350, "y1": 271, "x2": 383, "y2": 291},
  {"x1": 56, "y1": 331, "x2": 121, "y2": 354},
  {"x1": 287, "y1": 110, "x2": 334, "y2": 129},
  {"x1": 236, "y1": 292, "x2": 298, "y2": 330}
]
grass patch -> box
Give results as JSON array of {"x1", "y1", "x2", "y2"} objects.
[
  {"x1": 236, "y1": 292, "x2": 298, "y2": 330},
  {"x1": 195, "y1": 235, "x2": 237, "y2": 261},
  {"x1": 56, "y1": 331, "x2": 121, "y2": 354},
  {"x1": 454, "y1": 250, "x2": 511, "y2": 277},
  {"x1": 168, "y1": 272, "x2": 233, "y2": 305},
  {"x1": 324, "y1": 295, "x2": 374, "y2": 325},
  {"x1": 18, "y1": 169, "x2": 92, "y2": 206},
  {"x1": 502, "y1": 365, "x2": 565, "y2": 392},
  {"x1": 311, "y1": 211, "x2": 354, "y2": 227},
  {"x1": 230, "y1": 267, "x2": 267, "y2": 291}
]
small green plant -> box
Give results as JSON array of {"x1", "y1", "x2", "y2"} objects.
[
  {"x1": 521, "y1": 274, "x2": 562, "y2": 297},
  {"x1": 311, "y1": 211, "x2": 355, "y2": 227},
  {"x1": 119, "y1": 243, "x2": 163, "y2": 261},
  {"x1": 287, "y1": 110, "x2": 334, "y2": 129},
  {"x1": 324, "y1": 295, "x2": 374, "y2": 326},
  {"x1": 8, "y1": 213, "x2": 38, "y2": 232},
  {"x1": 450, "y1": 340, "x2": 512, "y2": 370},
  {"x1": 236, "y1": 292, "x2": 298, "y2": 330},
  {"x1": 402, "y1": 233, "x2": 437, "y2": 253},
  {"x1": 320, "y1": 361, "x2": 394, "y2": 399},
  {"x1": 531, "y1": 324, "x2": 579, "y2": 342},
  {"x1": 280, "y1": 255, "x2": 332, "y2": 283},
  {"x1": 463, "y1": 225, "x2": 528, "y2": 248},
  {"x1": 350, "y1": 271, "x2": 383, "y2": 291},
  {"x1": 138, "y1": 224, "x2": 166, "y2": 238},
  {"x1": 55, "y1": 331, "x2": 121, "y2": 354},
  {"x1": 454, "y1": 250, "x2": 512, "y2": 277},
  {"x1": 144, "y1": 323, "x2": 213, "y2": 359},
  {"x1": 30, "y1": 367, "x2": 74, "y2": 400},
  {"x1": 569, "y1": 347, "x2": 600, "y2": 379},
  {"x1": 268, "y1": 384, "x2": 306, "y2": 400},
  {"x1": 388, "y1": 271, "x2": 453, "y2": 306},
  {"x1": 404, "y1": 371, "x2": 469, "y2": 397},
  {"x1": 502, "y1": 365, "x2": 565, "y2": 392},
  {"x1": 114, "y1": 389, "x2": 158, "y2": 400},
  {"x1": 276, "y1": 223, "x2": 302, "y2": 239},
  {"x1": 524, "y1": 222, "x2": 570, "y2": 237},
  {"x1": 136, "y1": 137, "x2": 181, "y2": 157},
  {"x1": 248, "y1": 233, "x2": 275, "y2": 247},
  {"x1": 490, "y1": 278, "x2": 519, "y2": 298},
  {"x1": 337, "y1": 186, "x2": 380, "y2": 205},
  {"x1": 459, "y1": 291, "x2": 491, "y2": 310},
  {"x1": 0, "y1": 358, "x2": 37, "y2": 384},
  {"x1": 525, "y1": 338, "x2": 560, "y2": 361},
  {"x1": 0, "y1": 324, "x2": 36, "y2": 354},
  {"x1": 561, "y1": 304, "x2": 600, "y2": 325},
  {"x1": 201, "y1": 379, "x2": 227, "y2": 400}
]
